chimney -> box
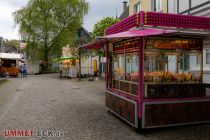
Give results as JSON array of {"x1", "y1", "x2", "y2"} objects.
[{"x1": 123, "y1": 1, "x2": 127, "y2": 11}]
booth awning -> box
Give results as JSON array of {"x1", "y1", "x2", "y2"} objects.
[
  {"x1": 102, "y1": 28, "x2": 176, "y2": 39},
  {"x1": 82, "y1": 28, "x2": 176, "y2": 50},
  {"x1": 53, "y1": 57, "x2": 77, "y2": 62},
  {"x1": 0, "y1": 53, "x2": 21, "y2": 60}
]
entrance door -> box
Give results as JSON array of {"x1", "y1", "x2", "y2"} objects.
[{"x1": 93, "y1": 60, "x2": 97, "y2": 76}]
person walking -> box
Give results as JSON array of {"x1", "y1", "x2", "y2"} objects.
[
  {"x1": 23, "y1": 63, "x2": 27, "y2": 77},
  {"x1": 59, "y1": 63, "x2": 63, "y2": 78},
  {"x1": 20, "y1": 64, "x2": 24, "y2": 78}
]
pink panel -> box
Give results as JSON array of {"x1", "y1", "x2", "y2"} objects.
[
  {"x1": 105, "y1": 11, "x2": 210, "y2": 35},
  {"x1": 103, "y1": 28, "x2": 175, "y2": 39}
]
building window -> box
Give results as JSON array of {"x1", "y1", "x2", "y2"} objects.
[
  {"x1": 168, "y1": 0, "x2": 177, "y2": 14},
  {"x1": 152, "y1": 0, "x2": 162, "y2": 12},
  {"x1": 197, "y1": 55, "x2": 200, "y2": 65},
  {"x1": 179, "y1": 0, "x2": 189, "y2": 13},
  {"x1": 192, "y1": 0, "x2": 209, "y2": 7},
  {"x1": 206, "y1": 49, "x2": 210, "y2": 64},
  {"x1": 133, "y1": 2, "x2": 141, "y2": 13}
]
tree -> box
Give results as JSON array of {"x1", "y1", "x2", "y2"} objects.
[
  {"x1": 91, "y1": 17, "x2": 119, "y2": 76},
  {"x1": 13, "y1": 0, "x2": 89, "y2": 70},
  {"x1": 3, "y1": 39, "x2": 20, "y2": 48},
  {"x1": 91, "y1": 17, "x2": 120, "y2": 40}
]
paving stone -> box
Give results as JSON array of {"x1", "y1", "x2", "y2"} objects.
[{"x1": 0, "y1": 74, "x2": 209, "y2": 140}]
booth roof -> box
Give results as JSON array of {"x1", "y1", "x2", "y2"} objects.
[
  {"x1": 101, "y1": 28, "x2": 175, "y2": 39},
  {"x1": 53, "y1": 57, "x2": 77, "y2": 62},
  {"x1": 0, "y1": 53, "x2": 21, "y2": 60},
  {"x1": 81, "y1": 28, "x2": 176, "y2": 50}
]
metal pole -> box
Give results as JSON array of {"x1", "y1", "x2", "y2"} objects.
[
  {"x1": 138, "y1": 37, "x2": 144, "y2": 119},
  {"x1": 106, "y1": 42, "x2": 109, "y2": 89}
]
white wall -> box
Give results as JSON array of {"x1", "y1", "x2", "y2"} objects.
[
  {"x1": 27, "y1": 61, "x2": 39, "y2": 74},
  {"x1": 80, "y1": 56, "x2": 106, "y2": 76}
]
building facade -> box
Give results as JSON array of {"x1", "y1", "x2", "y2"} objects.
[
  {"x1": 167, "y1": 0, "x2": 210, "y2": 16},
  {"x1": 129, "y1": 0, "x2": 168, "y2": 15}
]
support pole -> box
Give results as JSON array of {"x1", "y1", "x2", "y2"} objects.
[
  {"x1": 106, "y1": 42, "x2": 109, "y2": 89},
  {"x1": 138, "y1": 37, "x2": 144, "y2": 119}
]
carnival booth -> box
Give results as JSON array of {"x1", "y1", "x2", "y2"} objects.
[
  {"x1": 82, "y1": 11, "x2": 210, "y2": 129},
  {"x1": 61, "y1": 58, "x2": 77, "y2": 78},
  {"x1": 57, "y1": 46, "x2": 78, "y2": 78},
  {"x1": 0, "y1": 53, "x2": 21, "y2": 77},
  {"x1": 53, "y1": 57, "x2": 78, "y2": 78}
]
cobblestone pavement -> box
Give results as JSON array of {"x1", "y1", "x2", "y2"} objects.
[{"x1": 0, "y1": 74, "x2": 210, "y2": 140}]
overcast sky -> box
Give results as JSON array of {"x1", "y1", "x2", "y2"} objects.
[{"x1": 0, "y1": 0, "x2": 124, "y2": 40}]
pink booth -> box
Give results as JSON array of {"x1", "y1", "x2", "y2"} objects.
[{"x1": 83, "y1": 11, "x2": 210, "y2": 129}]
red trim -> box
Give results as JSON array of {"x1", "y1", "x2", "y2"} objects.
[
  {"x1": 138, "y1": 37, "x2": 144, "y2": 119},
  {"x1": 113, "y1": 49, "x2": 139, "y2": 55},
  {"x1": 106, "y1": 43, "x2": 109, "y2": 89}
]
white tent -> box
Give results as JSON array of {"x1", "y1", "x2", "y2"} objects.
[{"x1": 0, "y1": 53, "x2": 21, "y2": 60}]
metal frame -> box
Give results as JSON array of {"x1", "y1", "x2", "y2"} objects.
[
  {"x1": 105, "y1": 90, "x2": 138, "y2": 128},
  {"x1": 141, "y1": 99, "x2": 210, "y2": 129}
]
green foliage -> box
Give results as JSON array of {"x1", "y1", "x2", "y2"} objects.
[
  {"x1": 13, "y1": 0, "x2": 89, "y2": 66},
  {"x1": 91, "y1": 17, "x2": 120, "y2": 40},
  {"x1": 3, "y1": 39, "x2": 20, "y2": 48}
]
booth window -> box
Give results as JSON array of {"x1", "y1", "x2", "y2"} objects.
[
  {"x1": 112, "y1": 40, "x2": 139, "y2": 96},
  {"x1": 113, "y1": 54, "x2": 125, "y2": 80},
  {"x1": 125, "y1": 52, "x2": 139, "y2": 82},
  {"x1": 143, "y1": 38, "x2": 204, "y2": 99},
  {"x1": 206, "y1": 49, "x2": 210, "y2": 64}
]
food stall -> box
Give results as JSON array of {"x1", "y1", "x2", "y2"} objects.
[
  {"x1": 61, "y1": 58, "x2": 77, "y2": 78},
  {"x1": 0, "y1": 53, "x2": 21, "y2": 77},
  {"x1": 57, "y1": 46, "x2": 78, "y2": 78},
  {"x1": 82, "y1": 11, "x2": 210, "y2": 129}
]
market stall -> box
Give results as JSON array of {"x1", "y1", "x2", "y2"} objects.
[
  {"x1": 61, "y1": 59, "x2": 77, "y2": 78},
  {"x1": 53, "y1": 57, "x2": 78, "y2": 78},
  {"x1": 0, "y1": 53, "x2": 21, "y2": 77},
  {"x1": 83, "y1": 11, "x2": 210, "y2": 129}
]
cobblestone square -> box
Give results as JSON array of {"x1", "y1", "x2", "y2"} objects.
[{"x1": 0, "y1": 74, "x2": 210, "y2": 140}]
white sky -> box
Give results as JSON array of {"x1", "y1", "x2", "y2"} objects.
[{"x1": 0, "y1": 0, "x2": 124, "y2": 40}]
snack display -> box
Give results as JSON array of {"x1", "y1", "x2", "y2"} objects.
[
  {"x1": 114, "y1": 68, "x2": 124, "y2": 80},
  {"x1": 143, "y1": 72, "x2": 198, "y2": 83},
  {"x1": 126, "y1": 72, "x2": 138, "y2": 82}
]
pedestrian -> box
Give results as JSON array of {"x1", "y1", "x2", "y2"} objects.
[
  {"x1": 19, "y1": 63, "x2": 24, "y2": 78},
  {"x1": 59, "y1": 62, "x2": 63, "y2": 78},
  {"x1": 23, "y1": 63, "x2": 27, "y2": 77}
]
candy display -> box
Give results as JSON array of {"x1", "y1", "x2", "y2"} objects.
[{"x1": 143, "y1": 72, "x2": 199, "y2": 83}]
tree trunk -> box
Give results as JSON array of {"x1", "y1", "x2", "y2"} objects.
[
  {"x1": 44, "y1": 44, "x2": 48, "y2": 71},
  {"x1": 78, "y1": 50, "x2": 82, "y2": 81}
]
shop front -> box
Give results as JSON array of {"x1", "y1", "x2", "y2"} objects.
[{"x1": 83, "y1": 11, "x2": 210, "y2": 129}]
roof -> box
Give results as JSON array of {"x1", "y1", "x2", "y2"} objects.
[
  {"x1": 101, "y1": 28, "x2": 176, "y2": 39},
  {"x1": 0, "y1": 53, "x2": 21, "y2": 60}
]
